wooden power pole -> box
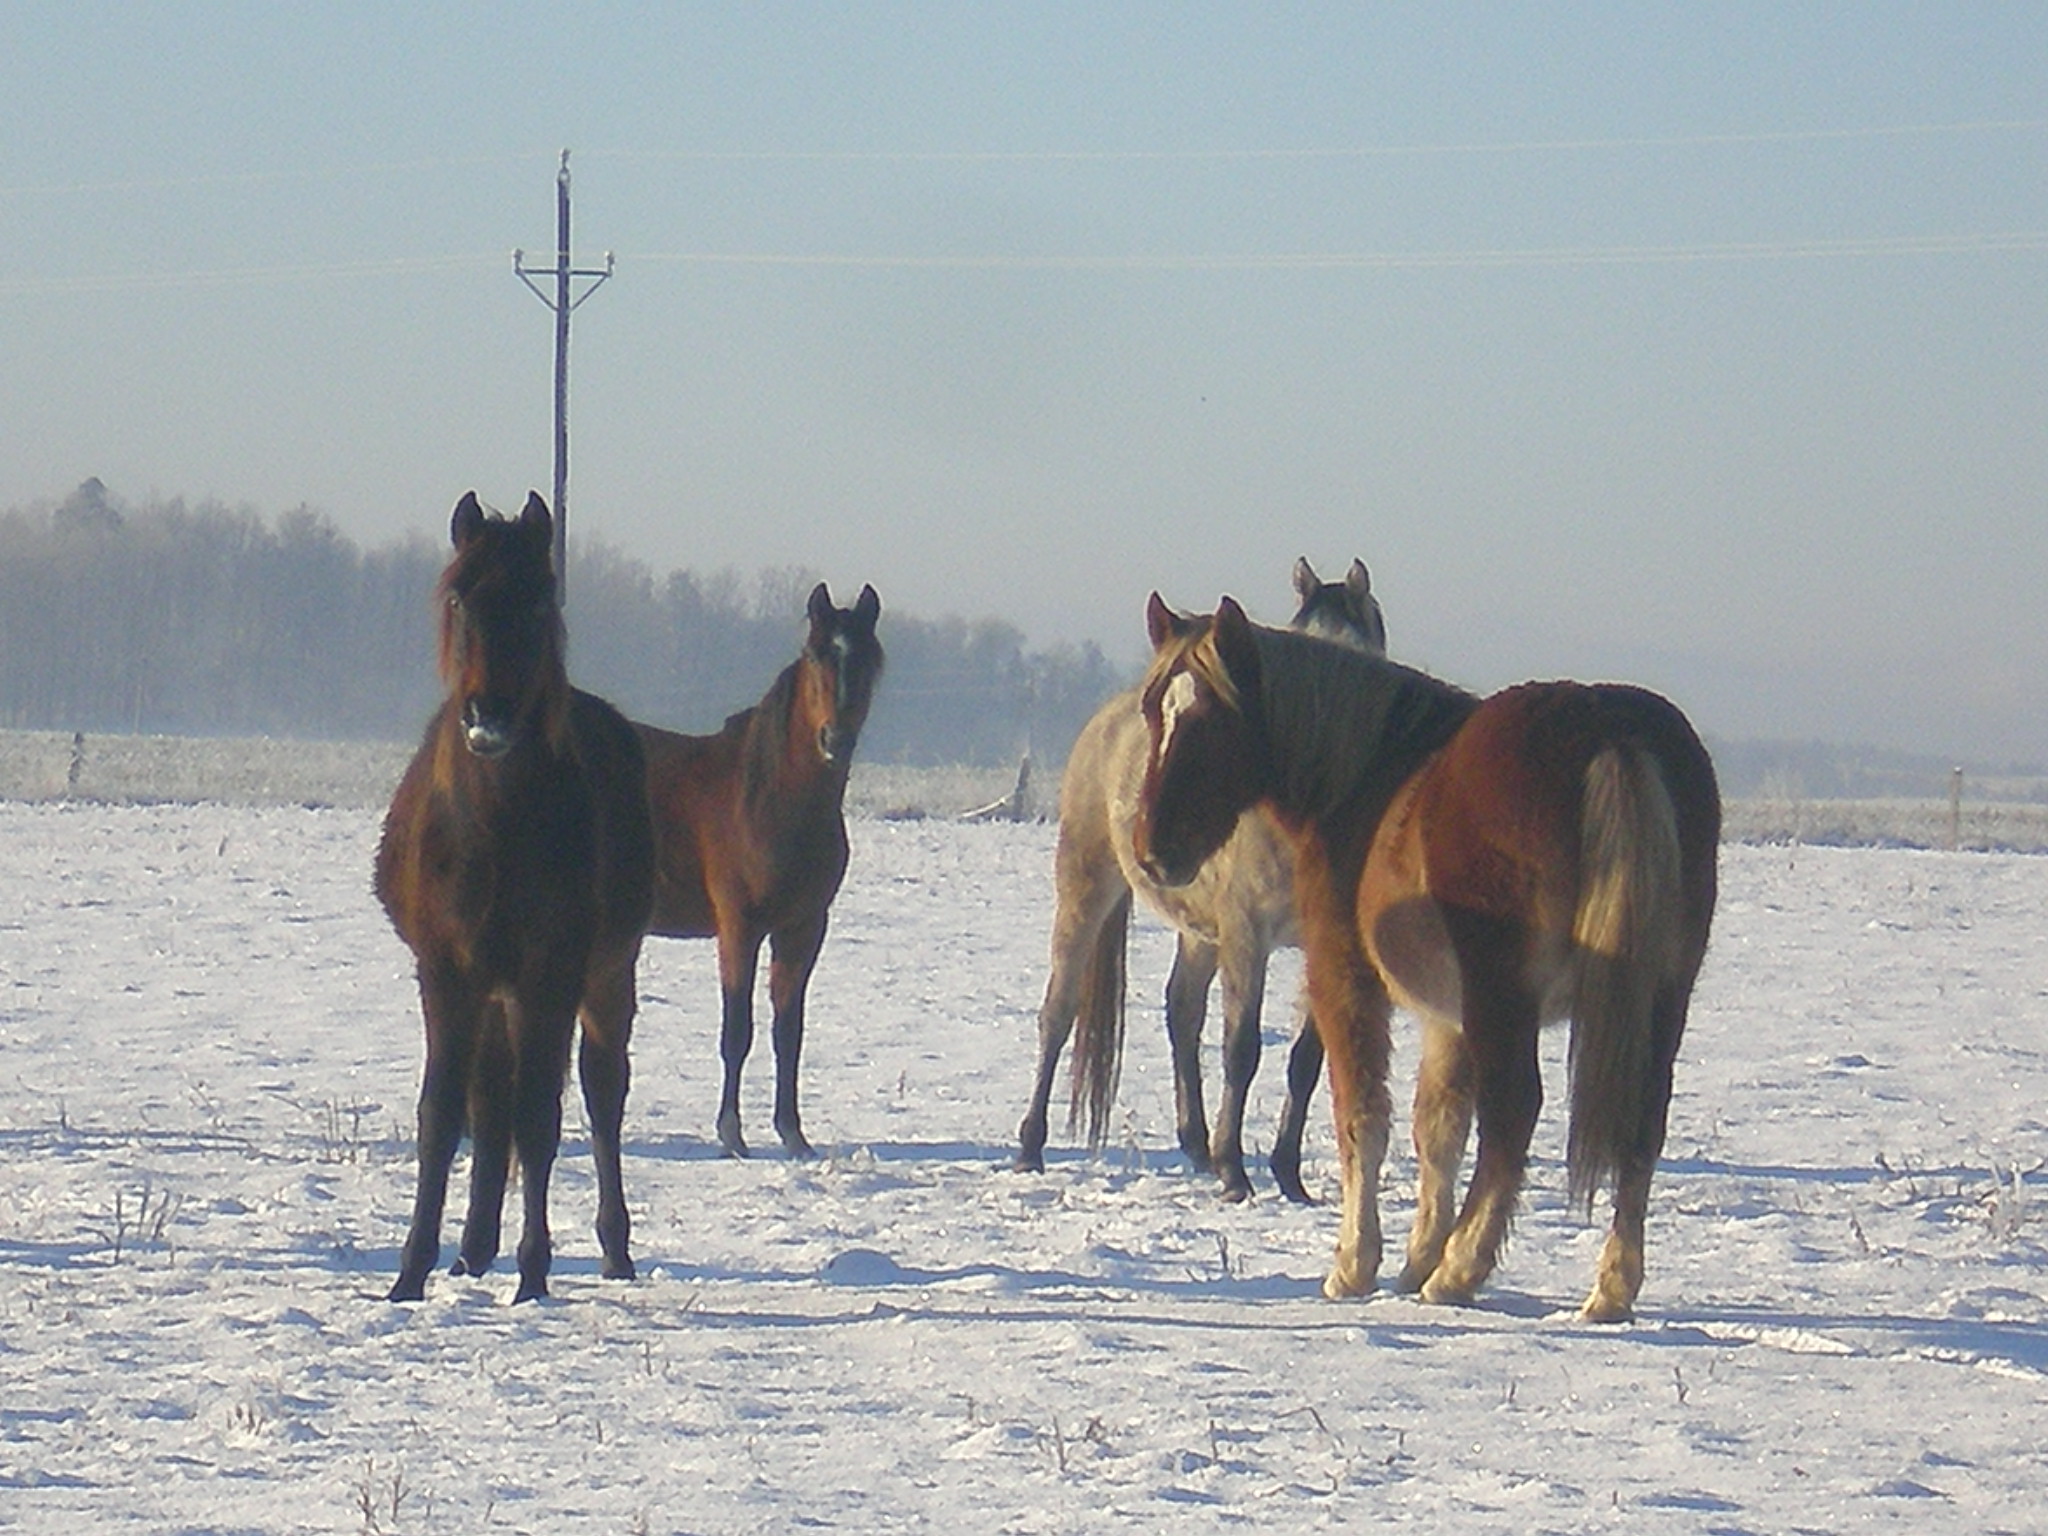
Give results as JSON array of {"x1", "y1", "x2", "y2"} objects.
[{"x1": 515, "y1": 149, "x2": 612, "y2": 603}]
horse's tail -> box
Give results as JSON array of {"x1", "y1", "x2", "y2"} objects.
[
  {"x1": 1566, "y1": 744, "x2": 1685, "y2": 1211},
  {"x1": 1068, "y1": 888, "x2": 1133, "y2": 1149}
]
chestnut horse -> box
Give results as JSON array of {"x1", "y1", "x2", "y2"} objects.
[
  {"x1": 1016, "y1": 558, "x2": 1387, "y2": 1202},
  {"x1": 376, "y1": 493, "x2": 654, "y2": 1303},
  {"x1": 1134, "y1": 597, "x2": 1717, "y2": 1320},
  {"x1": 636, "y1": 582, "x2": 883, "y2": 1159}
]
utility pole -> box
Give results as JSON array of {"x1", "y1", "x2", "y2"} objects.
[{"x1": 514, "y1": 149, "x2": 613, "y2": 603}]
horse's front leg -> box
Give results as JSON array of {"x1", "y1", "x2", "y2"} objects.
[
  {"x1": 767, "y1": 911, "x2": 831, "y2": 1159},
  {"x1": 1162, "y1": 937, "x2": 1218, "y2": 1175},
  {"x1": 1208, "y1": 937, "x2": 1269, "y2": 1204},
  {"x1": 1304, "y1": 935, "x2": 1394, "y2": 1300},
  {"x1": 714, "y1": 928, "x2": 763, "y2": 1158},
  {"x1": 391, "y1": 965, "x2": 481, "y2": 1302},
  {"x1": 455, "y1": 999, "x2": 514, "y2": 1277},
  {"x1": 509, "y1": 990, "x2": 577, "y2": 1304},
  {"x1": 578, "y1": 945, "x2": 642, "y2": 1280}
]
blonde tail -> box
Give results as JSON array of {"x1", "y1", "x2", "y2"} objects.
[
  {"x1": 1567, "y1": 746, "x2": 1684, "y2": 1210},
  {"x1": 1069, "y1": 889, "x2": 1132, "y2": 1148}
]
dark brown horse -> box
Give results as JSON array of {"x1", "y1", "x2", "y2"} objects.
[
  {"x1": 1133, "y1": 597, "x2": 1718, "y2": 1320},
  {"x1": 1016, "y1": 557, "x2": 1387, "y2": 1203},
  {"x1": 636, "y1": 582, "x2": 883, "y2": 1159},
  {"x1": 375, "y1": 492, "x2": 654, "y2": 1303}
]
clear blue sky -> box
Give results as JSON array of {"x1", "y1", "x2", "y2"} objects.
[{"x1": 5, "y1": 4, "x2": 2044, "y2": 763}]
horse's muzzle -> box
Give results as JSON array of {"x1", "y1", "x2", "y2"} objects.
[
  {"x1": 462, "y1": 700, "x2": 516, "y2": 759},
  {"x1": 1137, "y1": 845, "x2": 1198, "y2": 888},
  {"x1": 817, "y1": 724, "x2": 857, "y2": 765}
]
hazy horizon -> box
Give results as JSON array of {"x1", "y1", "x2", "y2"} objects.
[{"x1": 5, "y1": 5, "x2": 2044, "y2": 762}]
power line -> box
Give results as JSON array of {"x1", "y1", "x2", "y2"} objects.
[
  {"x1": 590, "y1": 117, "x2": 2048, "y2": 165},
  {"x1": 6, "y1": 117, "x2": 2041, "y2": 198},
  {"x1": 632, "y1": 230, "x2": 2048, "y2": 271}
]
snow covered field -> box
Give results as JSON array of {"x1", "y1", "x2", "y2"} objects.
[{"x1": 2, "y1": 801, "x2": 2045, "y2": 1533}]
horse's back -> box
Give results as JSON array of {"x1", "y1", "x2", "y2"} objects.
[
  {"x1": 1364, "y1": 680, "x2": 1717, "y2": 968},
  {"x1": 634, "y1": 719, "x2": 728, "y2": 939},
  {"x1": 569, "y1": 688, "x2": 656, "y2": 953},
  {"x1": 634, "y1": 708, "x2": 852, "y2": 943}
]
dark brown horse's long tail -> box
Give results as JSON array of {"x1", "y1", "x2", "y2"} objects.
[
  {"x1": 1068, "y1": 888, "x2": 1132, "y2": 1149},
  {"x1": 1566, "y1": 745, "x2": 1685, "y2": 1211}
]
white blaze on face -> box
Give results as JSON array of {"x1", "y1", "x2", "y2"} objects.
[{"x1": 1157, "y1": 670, "x2": 1201, "y2": 764}]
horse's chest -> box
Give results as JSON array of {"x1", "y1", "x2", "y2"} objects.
[{"x1": 432, "y1": 806, "x2": 597, "y2": 972}]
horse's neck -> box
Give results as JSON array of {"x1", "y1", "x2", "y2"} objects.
[
  {"x1": 739, "y1": 695, "x2": 846, "y2": 824},
  {"x1": 1257, "y1": 648, "x2": 1476, "y2": 837}
]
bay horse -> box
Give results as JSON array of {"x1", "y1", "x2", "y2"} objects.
[
  {"x1": 1014, "y1": 557, "x2": 1386, "y2": 1203},
  {"x1": 1133, "y1": 596, "x2": 1718, "y2": 1320},
  {"x1": 636, "y1": 582, "x2": 883, "y2": 1160},
  {"x1": 375, "y1": 492, "x2": 654, "y2": 1303}
]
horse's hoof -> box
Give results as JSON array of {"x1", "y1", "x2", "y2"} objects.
[
  {"x1": 512, "y1": 1277, "x2": 549, "y2": 1304},
  {"x1": 1012, "y1": 1148, "x2": 1045, "y2": 1174},
  {"x1": 718, "y1": 1125, "x2": 749, "y2": 1159},
  {"x1": 779, "y1": 1130, "x2": 817, "y2": 1160},
  {"x1": 1419, "y1": 1273, "x2": 1476, "y2": 1307},
  {"x1": 1393, "y1": 1262, "x2": 1432, "y2": 1295},
  {"x1": 387, "y1": 1274, "x2": 426, "y2": 1304},
  {"x1": 1270, "y1": 1161, "x2": 1312, "y2": 1206},
  {"x1": 601, "y1": 1256, "x2": 636, "y2": 1282},
  {"x1": 1579, "y1": 1280, "x2": 1636, "y2": 1324},
  {"x1": 1321, "y1": 1264, "x2": 1376, "y2": 1300},
  {"x1": 452, "y1": 1253, "x2": 493, "y2": 1278},
  {"x1": 1217, "y1": 1173, "x2": 1253, "y2": 1205}
]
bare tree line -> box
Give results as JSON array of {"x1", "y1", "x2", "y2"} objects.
[{"x1": 0, "y1": 481, "x2": 1125, "y2": 766}]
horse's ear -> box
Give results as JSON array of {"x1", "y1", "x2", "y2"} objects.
[
  {"x1": 1145, "y1": 591, "x2": 1179, "y2": 650},
  {"x1": 451, "y1": 491, "x2": 484, "y2": 547},
  {"x1": 1213, "y1": 595, "x2": 1260, "y2": 682},
  {"x1": 1293, "y1": 556, "x2": 1318, "y2": 602},
  {"x1": 807, "y1": 581, "x2": 834, "y2": 628},
  {"x1": 520, "y1": 492, "x2": 552, "y2": 540},
  {"x1": 853, "y1": 583, "x2": 880, "y2": 630},
  {"x1": 1345, "y1": 559, "x2": 1372, "y2": 603}
]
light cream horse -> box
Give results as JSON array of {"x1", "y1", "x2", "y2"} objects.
[{"x1": 1014, "y1": 559, "x2": 1386, "y2": 1201}]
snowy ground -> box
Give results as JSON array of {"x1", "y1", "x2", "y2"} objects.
[{"x1": 2, "y1": 801, "x2": 2045, "y2": 1534}]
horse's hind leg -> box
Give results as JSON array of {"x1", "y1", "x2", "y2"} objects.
[
  {"x1": 1397, "y1": 1014, "x2": 1475, "y2": 1293},
  {"x1": 768, "y1": 912, "x2": 830, "y2": 1159},
  {"x1": 391, "y1": 967, "x2": 480, "y2": 1302},
  {"x1": 715, "y1": 932, "x2": 763, "y2": 1158},
  {"x1": 1208, "y1": 938, "x2": 1268, "y2": 1203},
  {"x1": 578, "y1": 951, "x2": 641, "y2": 1280},
  {"x1": 1270, "y1": 994, "x2": 1323, "y2": 1205},
  {"x1": 1582, "y1": 980, "x2": 1687, "y2": 1322},
  {"x1": 1015, "y1": 865, "x2": 1127, "y2": 1172},
  {"x1": 455, "y1": 1002, "x2": 514, "y2": 1277},
  {"x1": 1163, "y1": 937, "x2": 1218, "y2": 1176},
  {"x1": 1420, "y1": 1000, "x2": 1541, "y2": 1307}
]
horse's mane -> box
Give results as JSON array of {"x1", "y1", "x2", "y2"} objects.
[
  {"x1": 1243, "y1": 623, "x2": 1478, "y2": 823},
  {"x1": 735, "y1": 661, "x2": 805, "y2": 806}
]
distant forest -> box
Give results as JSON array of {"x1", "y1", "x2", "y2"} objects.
[{"x1": 0, "y1": 480, "x2": 1128, "y2": 767}]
